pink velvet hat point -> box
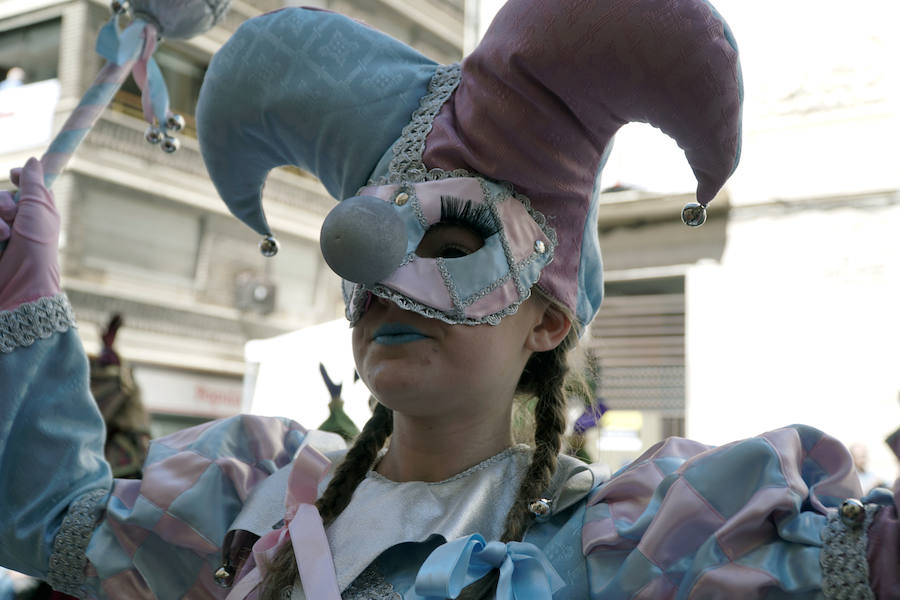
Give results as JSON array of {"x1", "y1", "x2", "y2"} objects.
[{"x1": 422, "y1": 0, "x2": 743, "y2": 325}]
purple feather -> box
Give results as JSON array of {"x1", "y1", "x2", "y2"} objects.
[{"x1": 574, "y1": 400, "x2": 608, "y2": 434}]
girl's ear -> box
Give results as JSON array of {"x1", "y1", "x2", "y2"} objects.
[{"x1": 526, "y1": 302, "x2": 572, "y2": 353}]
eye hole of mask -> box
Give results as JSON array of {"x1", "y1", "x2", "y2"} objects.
[{"x1": 415, "y1": 196, "x2": 501, "y2": 259}]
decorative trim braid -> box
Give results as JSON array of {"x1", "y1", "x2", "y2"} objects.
[
  {"x1": 820, "y1": 502, "x2": 879, "y2": 600},
  {"x1": 47, "y1": 488, "x2": 109, "y2": 597},
  {"x1": 364, "y1": 283, "x2": 522, "y2": 327},
  {"x1": 378, "y1": 63, "x2": 472, "y2": 185},
  {"x1": 0, "y1": 294, "x2": 76, "y2": 353}
]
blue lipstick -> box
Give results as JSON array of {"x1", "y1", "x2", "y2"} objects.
[{"x1": 372, "y1": 323, "x2": 428, "y2": 345}]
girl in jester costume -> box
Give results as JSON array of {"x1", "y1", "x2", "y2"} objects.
[{"x1": 0, "y1": 0, "x2": 897, "y2": 598}]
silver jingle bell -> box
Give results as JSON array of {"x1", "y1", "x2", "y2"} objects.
[
  {"x1": 213, "y1": 563, "x2": 235, "y2": 588},
  {"x1": 110, "y1": 0, "x2": 130, "y2": 13},
  {"x1": 144, "y1": 126, "x2": 163, "y2": 145},
  {"x1": 681, "y1": 202, "x2": 707, "y2": 227},
  {"x1": 839, "y1": 498, "x2": 866, "y2": 528},
  {"x1": 161, "y1": 135, "x2": 180, "y2": 153},
  {"x1": 166, "y1": 113, "x2": 186, "y2": 132},
  {"x1": 528, "y1": 498, "x2": 552, "y2": 517},
  {"x1": 259, "y1": 235, "x2": 280, "y2": 257}
]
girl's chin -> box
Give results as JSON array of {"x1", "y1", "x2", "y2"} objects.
[{"x1": 371, "y1": 388, "x2": 453, "y2": 418}]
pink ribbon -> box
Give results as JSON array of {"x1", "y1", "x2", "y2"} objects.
[
  {"x1": 226, "y1": 443, "x2": 340, "y2": 599},
  {"x1": 130, "y1": 23, "x2": 158, "y2": 124}
]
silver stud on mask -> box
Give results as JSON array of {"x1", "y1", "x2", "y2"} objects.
[
  {"x1": 681, "y1": 202, "x2": 707, "y2": 227},
  {"x1": 259, "y1": 235, "x2": 280, "y2": 257},
  {"x1": 534, "y1": 240, "x2": 546, "y2": 254}
]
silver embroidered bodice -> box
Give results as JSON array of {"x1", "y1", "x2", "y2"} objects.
[
  {"x1": 329, "y1": 445, "x2": 530, "y2": 590},
  {"x1": 283, "y1": 445, "x2": 531, "y2": 599}
]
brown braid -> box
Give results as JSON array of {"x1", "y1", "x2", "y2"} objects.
[
  {"x1": 260, "y1": 402, "x2": 393, "y2": 600},
  {"x1": 456, "y1": 332, "x2": 574, "y2": 600},
  {"x1": 315, "y1": 401, "x2": 394, "y2": 524}
]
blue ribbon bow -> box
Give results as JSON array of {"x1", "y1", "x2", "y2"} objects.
[{"x1": 414, "y1": 534, "x2": 565, "y2": 599}]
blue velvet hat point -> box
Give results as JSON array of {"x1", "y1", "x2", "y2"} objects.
[{"x1": 196, "y1": 8, "x2": 439, "y2": 237}]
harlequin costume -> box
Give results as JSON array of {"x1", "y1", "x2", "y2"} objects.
[{"x1": 0, "y1": 0, "x2": 897, "y2": 599}]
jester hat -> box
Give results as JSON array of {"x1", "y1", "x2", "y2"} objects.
[{"x1": 197, "y1": 0, "x2": 742, "y2": 329}]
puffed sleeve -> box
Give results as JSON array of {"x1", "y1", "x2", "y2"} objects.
[
  {"x1": 581, "y1": 425, "x2": 891, "y2": 598},
  {"x1": 84, "y1": 414, "x2": 305, "y2": 599},
  {"x1": 0, "y1": 296, "x2": 307, "y2": 599},
  {"x1": 0, "y1": 296, "x2": 110, "y2": 582}
]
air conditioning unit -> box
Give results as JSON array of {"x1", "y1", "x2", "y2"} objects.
[{"x1": 234, "y1": 272, "x2": 277, "y2": 315}]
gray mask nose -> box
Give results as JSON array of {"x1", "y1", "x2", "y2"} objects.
[{"x1": 319, "y1": 195, "x2": 407, "y2": 286}]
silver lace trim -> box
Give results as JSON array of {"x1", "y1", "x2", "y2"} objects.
[
  {"x1": 820, "y1": 503, "x2": 878, "y2": 600},
  {"x1": 376, "y1": 63, "x2": 472, "y2": 185},
  {"x1": 410, "y1": 185, "x2": 429, "y2": 228},
  {"x1": 47, "y1": 488, "x2": 109, "y2": 597},
  {"x1": 363, "y1": 283, "x2": 520, "y2": 327},
  {"x1": 0, "y1": 293, "x2": 76, "y2": 353},
  {"x1": 435, "y1": 257, "x2": 464, "y2": 318},
  {"x1": 342, "y1": 566, "x2": 401, "y2": 600}
]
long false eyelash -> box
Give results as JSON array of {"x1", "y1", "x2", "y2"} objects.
[{"x1": 439, "y1": 195, "x2": 501, "y2": 239}]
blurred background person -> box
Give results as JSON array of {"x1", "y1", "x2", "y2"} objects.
[
  {"x1": 851, "y1": 442, "x2": 888, "y2": 494},
  {"x1": 317, "y1": 363, "x2": 360, "y2": 442},
  {"x1": 0, "y1": 66, "x2": 25, "y2": 90},
  {"x1": 89, "y1": 314, "x2": 151, "y2": 479}
]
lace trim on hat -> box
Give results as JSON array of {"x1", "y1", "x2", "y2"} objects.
[
  {"x1": 820, "y1": 503, "x2": 878, "y2": 600},
  {"x1": 380, "y1": 63, "x2": 472, "y2": 184},
  {"x1": 342, "y1": 565, "x2": 401, "y2": 600},
  {"x1": 0, "y1": 294, "x2": 76, "y2": 353},
  {"x1": 47, "y1": 488, "x2": 109, "y2": 596}
]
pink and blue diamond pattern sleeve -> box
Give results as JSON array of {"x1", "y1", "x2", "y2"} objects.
[
  {"x1": 85, "y1": 415, "x2": 306, "y2": 599},
  {"x1": 581, "y1": 425, "x2": 873, "y2": 598}
]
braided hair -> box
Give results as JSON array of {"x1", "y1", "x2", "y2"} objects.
[
  {"x1": 456, "y1": 330, "x2": 574, "y2": 600},
  {"x1": 260, "y1": 402, "x2": 393, "y2": 599},
  {"x1": 260, "y1": 328, "x2": 575, "y2": 599}
]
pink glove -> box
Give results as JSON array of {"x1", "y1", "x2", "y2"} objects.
[{"x1": 0, "y1": 158, "x2": 61, "y2": 312}]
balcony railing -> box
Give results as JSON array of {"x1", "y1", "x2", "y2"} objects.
[{"x1": 110, "y1": 89, "x2": 198, "y2": 139}]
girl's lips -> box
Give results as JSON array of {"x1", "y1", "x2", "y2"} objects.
[{"x1": 372, "y1": 323, "x2": 429, "y2": 345}]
